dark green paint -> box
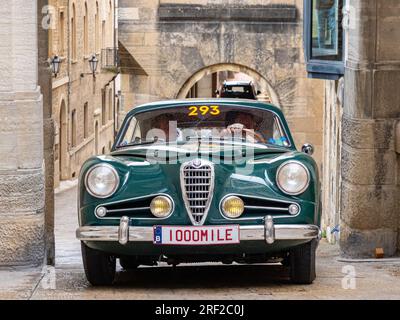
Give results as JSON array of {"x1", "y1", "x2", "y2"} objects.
[{"x1": 78, "y1": 99, "x2": 321, "y2": 256}]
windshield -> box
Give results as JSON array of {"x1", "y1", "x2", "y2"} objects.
[{"x1": 118, "y1": 105, "x2": 290, "y2": 148}]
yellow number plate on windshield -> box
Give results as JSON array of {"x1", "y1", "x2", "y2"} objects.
[{"x1": 188, "y1": 105, "x2": 221, "y2": 117}]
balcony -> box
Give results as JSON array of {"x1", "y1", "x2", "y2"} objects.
[{"x1": 101, "y1": 47, "x2": 119, "y2": 71}]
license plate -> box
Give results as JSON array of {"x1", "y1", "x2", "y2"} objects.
[{"x1": 153, "y1": 225, "x2": 240, "y2": 246}]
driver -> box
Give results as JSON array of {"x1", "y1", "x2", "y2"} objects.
[
  {"x1": 151, "y1": 114, "x2": 181, "y2": 142},
  {"x1": 221, "y1": 111, "x2": 266, "y2": 143}
]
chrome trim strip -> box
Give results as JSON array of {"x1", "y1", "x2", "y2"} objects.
[
  {"x1": 265, "y1": 215, "x2": 275, "y2": 244},
  {"x1": 218, "y1": 194, "x2": 301, "y2": 220},
  {"x1": 118, "y1": 216, "x2": 130, "y2": 245},
  {"x1": 245, "y1": 206, "x2": 288, "y2": 212},
  {"x1": 107, "y1": 207, "x2": 149, "y2": 213},
  {"x1": 76, "y1": 224, "x2": 320, "y2": 242},
  {"x1": 94, "y1": 193, "x2": 175, "y2": 220}
]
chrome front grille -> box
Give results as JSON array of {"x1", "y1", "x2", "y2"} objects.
[{"x1": 181, "y1": 159, "x2": 214, "y2": 225}]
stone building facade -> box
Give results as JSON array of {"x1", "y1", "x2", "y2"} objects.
[
  {"x1": 49, "y1": 0, "x2": 120, "y2": 187},
  {"x1": 118, "y1": 0, "x2": 325, "y2": 167}
]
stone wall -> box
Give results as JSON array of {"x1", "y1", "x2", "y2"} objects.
[
  {"x1": 340, "y1": 0, "x2": 400, "y2": 258},
  {"x1": 322, "y1": 80, "x2": 343, "y2": 242},
  {"x1": 119, "y1": 0, "x2": 325, "y2": 167},
  {"x1": 0, "y1": 1, "x2": 45, "y2": 266}
]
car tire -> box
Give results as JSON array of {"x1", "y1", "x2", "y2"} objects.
[
  {"x1": 289, "y1": 239, "x2": 317, "y2": 284},
  {"x1": 119, "y1": 258, "x2": 139, "y2": 270},
  {"x1": 81, "y1": 242, "x2": 116, "y2": 286}
]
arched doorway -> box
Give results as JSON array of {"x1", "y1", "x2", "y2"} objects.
[
  {"x1": 59, "y1": 100, "x2": 68, "y2": 181},
  {"x1": 176, "y1": 63, "x2": 280, "y2": 107}
]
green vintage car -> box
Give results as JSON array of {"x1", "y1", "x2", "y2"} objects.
[{"x1": 76, "y1": 99, "x2": 321, "y2": 286}]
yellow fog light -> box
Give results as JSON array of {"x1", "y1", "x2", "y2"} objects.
[
  {"x1": 222, "y1": 196, "x2": 245, "y2": 219},
  {"x1": 150, "y1": 196, "x2": 173, "y2": 218}
]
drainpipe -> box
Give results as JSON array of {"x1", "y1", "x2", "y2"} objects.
[{"x1": 67, "y1": 0, "x2": 71, "y2": 157}]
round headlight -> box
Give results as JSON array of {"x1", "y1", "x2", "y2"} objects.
[
  {"x1": 221, "y1": 196, "x2": 245, "y2": 218},
  {"x1": 276, "y1": 161, "x2": 310, "y2": 195},
  {"x1": 85, "y1": 164, "x2": 120, "y2": 198},
  {"x1": 150, "y1": 196, "x2": 173, "y2": 218}
]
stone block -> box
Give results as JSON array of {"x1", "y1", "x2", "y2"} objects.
[
  {"x1": 342, "y1": 116, "x2": 395, "y2": 150},
  {"x1": 157, "y1": 4, "x2": 297, "y2": 23},
  {"x1": 345, "y1": 0, "x2": 377, "y2": 65},
  {"x1": 0, "y1": 169, "x2": 45, "y2": 213},
  {"x1": 344, "y1": 68, "x2": 373, "y2": 119},
  {"x1": 377, "y1": 0, "x2": 400, "y2": 62},
  {"x1": 373, "y1": 70, "x2": 400, "y2": 119},
  {"x1": 0, "y1": 213, "x2": 45, "y2": 266},
  {"x1": 124, "y1": 33, "x2": 145, "y2": 46},
  {"x1": 341, "y1": 144, "x2": 397, "y2": 185},
  {"x1": 340, "y1": 181, "x2": 398, "y2": 230},
  {"x1": 340, "y1": 222, "x2": 397, "y2": 258}
]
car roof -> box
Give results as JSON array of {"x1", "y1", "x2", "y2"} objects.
[{"x1": 126, "y1": 98, "x2": 282, "y2": 117}]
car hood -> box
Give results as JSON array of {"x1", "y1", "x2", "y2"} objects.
[
  {"x1": 80, "y1": 143, "x2": 319, "y2": 226},
  {"x1": 111, "y1": 142, "x2": 291, "y2": 161},
  {"x1": 84, "y1": 143, "x2": 315, "y2": 203}
]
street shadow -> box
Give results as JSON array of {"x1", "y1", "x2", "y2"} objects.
[{"x1": 113, "y1": 264, "x2": 292, "y2": 289}]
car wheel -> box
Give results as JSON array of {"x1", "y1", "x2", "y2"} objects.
[
  {"x1": 119, "y1": 258, "x2": 139, "y2": 270},
  {"x1": 289, "y1": 239, "x2": 317, "y2": 285},
  {"x1": 81, "y1": 242, "x2": 116, "y2": 286}
]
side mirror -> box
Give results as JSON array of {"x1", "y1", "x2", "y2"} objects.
[{"x1": 302, "y1": 143, "x2": 314, "y2": 156}]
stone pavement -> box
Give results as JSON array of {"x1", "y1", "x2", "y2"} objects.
[{"x1": 1, "y1": 184, "x2": 400, "y2": 300}]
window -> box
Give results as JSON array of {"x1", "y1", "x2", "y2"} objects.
[
  {"x1": 303, "y1": 0, "x2": 344, "y2": 80},
  {"x1": 71, "y1": 4, "x2": 77, "y2": 60},
  {"x1": 59, "y1": 11, "x2": 65, "y2": 56},
  {"x1": 71, "y1": 109, "x2": 77, "y2": 147},
  {"x1": 95, "y1": 2, "x2": 100, "y2": 53},
  {"x1": 102, "y1": 21, "x2": 106, "y2": 50},
  {"x1": 47, "y1": 6, "x2": 56, "y2": 57},
  {"x1": 102, "y1": 89, "x2": 106, "y2": 125},
  {"x1": 109, "y1": 88, "x2": 113, "y2": 121},
  {"x1": 84, "y1": 102, "x2": 89, "y2": 139},
  {"x1": 109, "y1": 1, "x2": 113, "y2": 47},
  {"x1": 84, "y1": 2, "x2": 89, "y2": 56}
]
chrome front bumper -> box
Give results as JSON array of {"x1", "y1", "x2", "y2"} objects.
[{"x1": 77, "y1": 216, "x2": 321, "y2": 245}]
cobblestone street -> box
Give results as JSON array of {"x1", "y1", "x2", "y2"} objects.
[{"x1": 1, "y1": 184, "x2": 400, "y2": 300}]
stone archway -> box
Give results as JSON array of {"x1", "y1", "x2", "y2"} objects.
[
  {"x1": 176, "y1": 63, "x2": 281, "y2": 107},
  {"x1": 119, "y1": 1, "x2": 325, "y2": 177}
]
